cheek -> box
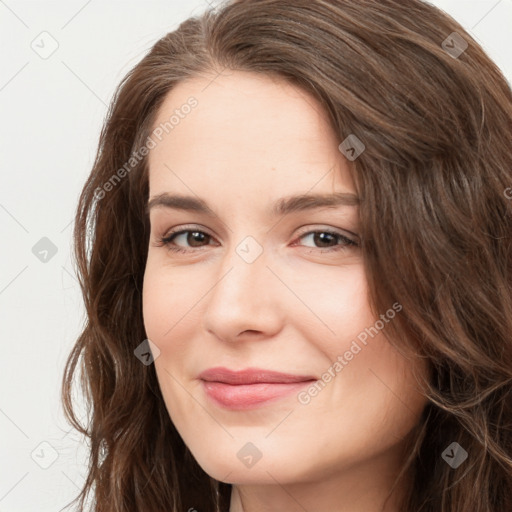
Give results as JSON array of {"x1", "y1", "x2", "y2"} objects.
[
  {"x1": 142, "y1": 257, "x2": 202, "y2": 344},
  {"x1": 142, "y1": 263, "x2": 200, "y2": 423},
  {"x1": 306, "y1": 262, "x2": 374, "y2": 343},
  {"x1": 299, "y1": 264, "x2": 427, "y2": 439},
  {"x1": 142, "y1": 267, "x2": 168, "y2": 342}
]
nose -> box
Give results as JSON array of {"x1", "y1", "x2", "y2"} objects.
[{"x1": 201, "y1": 240, "x2": 283, "y2": 343}]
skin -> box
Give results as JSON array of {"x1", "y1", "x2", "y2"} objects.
[{"x1": 142, "y1": 70, "x2": 429, "y2": 512}]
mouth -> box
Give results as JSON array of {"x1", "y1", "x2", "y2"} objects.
[{"x1": 198, "y1": 366, "x2": 317, "y2": 410}]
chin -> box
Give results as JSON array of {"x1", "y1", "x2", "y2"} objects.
[{"x1": 191, "y1": 444, "x2": 310, "y2": 485}]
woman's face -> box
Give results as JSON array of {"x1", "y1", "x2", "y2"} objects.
[{"x1": 143, "y1": 70, "x2": 427, "y2": 491}]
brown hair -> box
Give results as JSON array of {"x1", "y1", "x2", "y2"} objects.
[{"x1": 61, "y1": 1, "x2": 512, "y2": 511}]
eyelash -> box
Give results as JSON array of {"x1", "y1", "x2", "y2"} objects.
[{"x1": 155, "y1": 225, "x2": 359, "y2": 254}]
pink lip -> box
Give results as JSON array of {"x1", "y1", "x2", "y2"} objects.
[{"x1": 199, "y1": 367, "x2": 317, "y2": 410}]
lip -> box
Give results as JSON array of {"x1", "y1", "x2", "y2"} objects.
[{"x1": 199, "y1": 367, "x2": 317, "y2": 410}]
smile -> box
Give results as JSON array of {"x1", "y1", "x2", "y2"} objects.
[{"x1": 198, "y1": 367, "x2": 317, "y2": 410}]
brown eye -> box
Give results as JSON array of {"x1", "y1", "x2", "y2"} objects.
[
  {"x1": 297, "y1": 230, "x2": 358, "y2": 251},
  {"x1": 181, "y1": 231, "x2": 210, "y2": 247},
  {"x1": 156, "y1": 224, "x2": 218, "y2": 254}
]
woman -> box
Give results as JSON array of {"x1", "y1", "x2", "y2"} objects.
[{"x1": 61, "y1": 1, "x2": 512, "y2": 511}]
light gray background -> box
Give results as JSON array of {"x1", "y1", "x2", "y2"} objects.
[{"x1": 1, "y1": 1, "x2": 511, "y2": 511}]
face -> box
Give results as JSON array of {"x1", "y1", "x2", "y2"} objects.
[{"x1": 142, "y1": 70, "x2": 428, "y2": 487}]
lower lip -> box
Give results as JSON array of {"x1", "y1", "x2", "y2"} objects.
[{"x1": 201, "y1": 380, "x2": 315, "y2": 410}]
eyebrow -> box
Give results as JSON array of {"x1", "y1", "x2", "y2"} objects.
[
  {"x1": 146, "y1": 191, "x2": 359, "y2": 217},
  {"x1": 146, "y1": 192, "x2": 360, "y2": 217}
]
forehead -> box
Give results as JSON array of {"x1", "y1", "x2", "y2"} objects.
[{"x1": 147, "y1": 70, "x2": 355, "y2": 196}]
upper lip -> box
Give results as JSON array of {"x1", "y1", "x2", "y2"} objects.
[{"x1": 199, "y1": 366, "x2": 317, "y2": 385}]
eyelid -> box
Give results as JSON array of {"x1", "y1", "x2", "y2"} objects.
[
  {"x1": 294, "y1": 224, "x2": 359, "y2": 241},
  {"x1": 160, "y1": 223, "x2": 217, "y2": 242}
]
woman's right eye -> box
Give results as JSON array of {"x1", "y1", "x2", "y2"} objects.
[{"x1": 158, "y1": 229, "x2": 214, "y2": 254}]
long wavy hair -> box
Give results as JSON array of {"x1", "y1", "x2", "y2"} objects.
[{"x1": 61, "y1": 1, "x2": 512, "y2": 511}]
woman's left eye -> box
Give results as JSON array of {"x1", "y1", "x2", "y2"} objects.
[
  {"x1": 295, "y1": 230, "x2": 359, "y2": 251},
  {"x1": 156, "y1": 227, "x2": 359, "y2": 254}
]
